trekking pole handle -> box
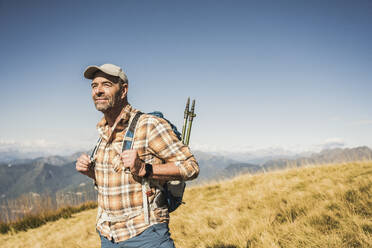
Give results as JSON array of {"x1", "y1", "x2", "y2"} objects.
[
  {"x1": 184, "y1": 97, "x2": 190, "y2": 119},
  {"x1": 181, "y1": 97, "x2": 190, "y2": 143},
  {"x1": 185, "y1": 100, "x2": 196, "y2": 146}
]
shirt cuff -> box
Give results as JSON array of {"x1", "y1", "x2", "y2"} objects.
[{"x1": 176, "y1": 159, "x2": 199, "y2": 181}]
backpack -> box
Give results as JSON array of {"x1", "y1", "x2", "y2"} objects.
[
  {"x1": 146, "y1": 111, "x2": 185, "y2": 213},
  {"x1": 127, "y1": 112, "x2": 185, "y2": 213}
]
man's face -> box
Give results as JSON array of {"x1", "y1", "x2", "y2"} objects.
[{"x1": 91, "y1": 73, "x2": 126, "y2": 113}]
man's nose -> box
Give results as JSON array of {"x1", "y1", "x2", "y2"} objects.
[{"x1": 93, "y1": 85, "x2": 104, "y2": 95}]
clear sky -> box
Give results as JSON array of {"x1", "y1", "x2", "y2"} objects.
[{"x1": 0, "y1": 0, "x2": 371, "y2": 155}]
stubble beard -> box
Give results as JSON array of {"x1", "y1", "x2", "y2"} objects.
[
  {"x1": 94, "y1": 93, "x2": 122, "y2": 113},
  {"x1": 94, "y1": 98, "x2": 113, "y2": 112}
]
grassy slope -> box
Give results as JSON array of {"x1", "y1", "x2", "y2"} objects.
[{"x1": 1, "y1": 161, "x2": 371, "y2": 248}]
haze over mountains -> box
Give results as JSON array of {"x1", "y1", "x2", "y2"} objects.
[{"x1": 0, "y1": 146, "x2": 371, "y2": 203}]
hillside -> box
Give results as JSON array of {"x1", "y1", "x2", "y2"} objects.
[{"x1": 1, "y1": 161, "x2": 371, "y2": 248}]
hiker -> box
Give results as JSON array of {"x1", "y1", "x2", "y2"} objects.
[{"x1": 75, "y1": 63, "x2": 199, "y2": 248}]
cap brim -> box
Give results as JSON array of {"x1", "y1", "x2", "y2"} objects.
[{"x1": 84, "y1": 65, "x2": 101, "y2": 80}]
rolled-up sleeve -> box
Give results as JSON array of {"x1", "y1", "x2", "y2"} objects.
[{"x1": 146, "y1": 116, "x2": 199, "y2": 181}]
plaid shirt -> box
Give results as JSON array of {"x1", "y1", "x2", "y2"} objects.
[{"x1": 93, "y1": 104, "x2": 199, "y2": 242}]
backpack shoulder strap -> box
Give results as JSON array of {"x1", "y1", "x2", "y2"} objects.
[
  {"x1": 90, "y1": 137, "x2": 102, "y2": 162},
  {"x1": 122, "y1": 111, "x2": 143, "y2": 151},
  {"x1": 120, "y1": 111, "x2": 151, "y2": 224},
  {"x1": 112, "y1": 111, "x2": 143, "y2": 173}
]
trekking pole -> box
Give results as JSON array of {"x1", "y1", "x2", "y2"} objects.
[
  {"x1": 181, "y1": 97, "x2": 190, "y2": 144},
  {"x1": 185, "y1": 99, "x2": 196, "y2": 146}
]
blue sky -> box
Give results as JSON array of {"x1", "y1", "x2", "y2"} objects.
[{"x1": 1, "y1": 0, "x2": 371, "y2": 155}]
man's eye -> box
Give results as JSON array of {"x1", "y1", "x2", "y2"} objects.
[{"x1": 104, "y1": 82, "x2": 112, "y2": 87}]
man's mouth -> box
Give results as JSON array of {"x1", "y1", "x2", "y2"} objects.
[{"x1": 95, "y1": 98, "x2": 108, "y2": 102}]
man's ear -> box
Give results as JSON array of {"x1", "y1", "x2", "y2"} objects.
[{"x1": 121, "y1": 83, "x2": 128, "y2": 100}]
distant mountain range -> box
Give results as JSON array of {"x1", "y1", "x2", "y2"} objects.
[
  {"x1": 0, "y1": 150, "x2": 50, "y2": 164},
  {"x1": 261, "y1": 146, "x2": 372, "y2": 169},
  {"x1": 0, "y1": 146, "x2": 371, "y2": 202},
  {"x1": 0, "y1": 157, "x2": 92, "y2": 201}
]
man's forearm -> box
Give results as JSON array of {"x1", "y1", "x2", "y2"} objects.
[{"x1": 149, "y1": 162, "x2": 183, "y2": 181}]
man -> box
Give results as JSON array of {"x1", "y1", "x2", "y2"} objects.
[{"x1": 75, "y1": 63, "x2": 199, "y2": 248}]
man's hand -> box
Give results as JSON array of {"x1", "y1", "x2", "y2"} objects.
[
  {"x1": 76, "y1": 153, "x2": 94, "y2": 179},
  {"x1": 120, "y1": 150, "x2": 146, "y2": 177}
]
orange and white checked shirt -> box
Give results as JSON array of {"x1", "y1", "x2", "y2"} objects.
[{"x1": 93, "y1": 103, "x2": 199, "y2": 242}]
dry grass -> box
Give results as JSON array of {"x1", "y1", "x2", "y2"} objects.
[
  {"x1": 0, "y1": 189, "x2": 97, "y2": 223},
  {"x1": 0, "y1": 161, "x2": 371, "y2": 248},
  {"x1": 0, "y1": 208, "x2": 99, "y2": 248},
  {"x1": 0, "y1": 202, "x2": 97, "y2": 234}
]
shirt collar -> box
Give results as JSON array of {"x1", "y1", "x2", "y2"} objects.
[{"x1": 96, "y1": 103, "x2": 134, "y2": 138}]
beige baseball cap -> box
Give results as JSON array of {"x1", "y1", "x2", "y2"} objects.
[{"x1": 84, "y1": 63, "x2": 128, "y2": 83}]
